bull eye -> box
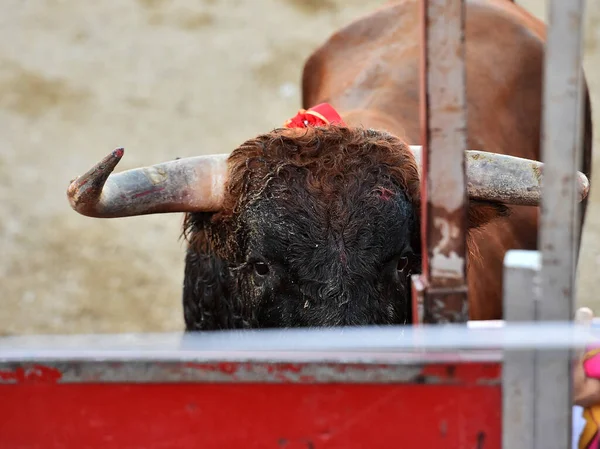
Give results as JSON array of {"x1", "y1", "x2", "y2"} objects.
[
  {"x1": 254, "y1": 262, "x2": 270, "y2": 276},
  {"x1": 397, "y1": 256, "x2": 409, "y2": 273}
]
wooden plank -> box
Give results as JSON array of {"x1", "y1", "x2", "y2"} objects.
[{"x1": 417, "y1": 0, "x2": 469, "y2": 323}]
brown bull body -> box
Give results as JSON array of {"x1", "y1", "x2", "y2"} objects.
[
  {"x1": 301, "y1": 0, "x2": 593, "y2": 320},
  {"x1": 67, "y1": 0, "x2": 592, "y2": 329}
]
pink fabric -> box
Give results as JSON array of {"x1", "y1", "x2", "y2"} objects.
[
  {"x1": 584, "y1": 345, "x2": 600, "y2": 379},
  {"x1": 578, "y1": 340, "x2": 600, "y2": 448}
]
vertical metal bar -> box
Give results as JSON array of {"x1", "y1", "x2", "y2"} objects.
[
  {"x1": 536, "y1": 1, "x2": 586, "y2": 448},
  {"x1": 534, "y1": 351, "x2": 574, "y2": 449},
  {"x1": 539, "y1": 0, "x2": 586, "y2": 320},
  {"x1": 416, "y1": 0, "x2": 469, "y2": 324},
  {"x1": 502, "y1": 250, "x2": 540, "y2": 449}
]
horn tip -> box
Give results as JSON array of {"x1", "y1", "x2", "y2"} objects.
[
  {"x1": 66, "y1": 148, "x2": 126, "y2": 215},
  {"x1": 113, "y1": 147, "x2": 125, "y2": 159}
]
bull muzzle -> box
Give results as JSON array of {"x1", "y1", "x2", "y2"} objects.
[{"x1": 66, "y1": 146, "x2": 590, "y2": 218}]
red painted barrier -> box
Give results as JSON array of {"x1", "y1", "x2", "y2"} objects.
[{"x1": 0, "y1": 361, "x2": 501, "y2": 449}]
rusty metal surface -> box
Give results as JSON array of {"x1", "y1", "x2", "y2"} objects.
[
  {"x1": 0, "y1": 360, "x2": 502, "y2": 384},
  {"x1": 411, "y1": 273, "x2": 426, "y2": 323},
  {"x1": 67, "y1": 149, "x2": 228, "y2": 218},
  {"x1": 417, "y1": 0, "x2": 468, "y2": 323},
  {"x1": 424, "y1": 288, "x2": 470, "y2": 323}
]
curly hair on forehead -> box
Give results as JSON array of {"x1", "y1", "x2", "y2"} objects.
[
  {"x1": 182, "y1": 125, "x2": 422, "y2": 259},
  {"x1": 222, "y1": 126, "x2": 421, "y2": 214}
]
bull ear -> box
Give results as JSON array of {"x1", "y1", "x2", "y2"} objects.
[{"x1": 467, "y1": 200, "x2": 510, "y2": 230}]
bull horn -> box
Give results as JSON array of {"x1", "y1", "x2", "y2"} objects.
[
  {"x1": 67, "y1": 148, "x2": 228, "y2": 218},
  {"x1": 408, "y1": 146, "x2": 590, "y2": 206},
  {"x1": 68, "y1": 145, "x2": 590, "y2": 219}
]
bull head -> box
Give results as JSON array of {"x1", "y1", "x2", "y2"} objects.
[
  {"x1": 65, "y1": 123, "x2": 592, "y2": 329},
  {"x1": 67, "y1": 144, "x2": 590, "y2": 218}
]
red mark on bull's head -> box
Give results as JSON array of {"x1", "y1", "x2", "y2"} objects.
[{"x1": 377, "y1": 187, "x2": 395, "y2": 201}]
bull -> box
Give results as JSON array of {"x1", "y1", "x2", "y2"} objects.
[{"x1": 67, "y1": 0, "x2": 593, "y2": 330}]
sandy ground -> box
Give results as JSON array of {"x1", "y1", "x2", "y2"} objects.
[{"x1": 0, "y1": 0, "x2": 599, "y2": 335}]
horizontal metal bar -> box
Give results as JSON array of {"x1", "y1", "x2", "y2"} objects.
[{"x1": 0, "y1": 321, "x2": 598, "y2": 363}]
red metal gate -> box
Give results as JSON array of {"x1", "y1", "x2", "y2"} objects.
[{"x1": 0, "y1": 346, "x2": 502, "y2": 448}]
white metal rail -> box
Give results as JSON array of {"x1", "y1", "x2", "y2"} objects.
[{"x1": 502, "y1": 1, "x2": 589, "y2": 448}]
